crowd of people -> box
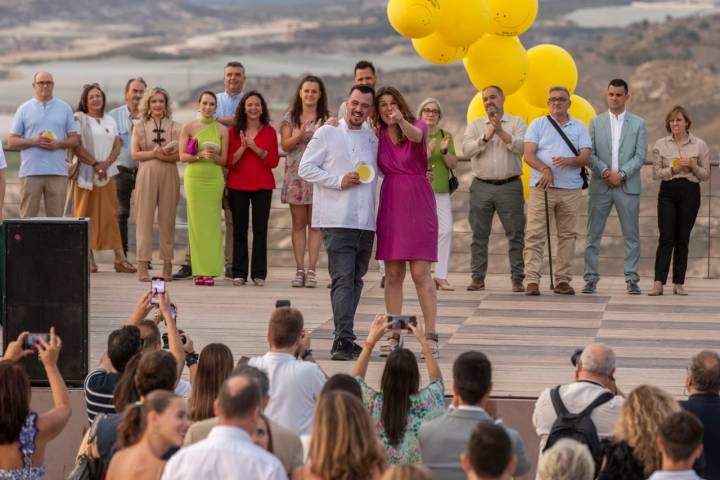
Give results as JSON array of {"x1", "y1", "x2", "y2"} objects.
[{"x1": 1, "y1": 294, "x2": 718, "y2": 479}]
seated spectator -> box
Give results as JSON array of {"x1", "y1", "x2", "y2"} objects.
[
  {"x1": 184, "y1": 364, "x2": 304, "y2": 476},
  {"x1": 252, "y1": 413, "x2": 274, "y2": 453},
  {"x1": 320, "y1": 372, "x2": 362, "y2": 399},
  {"x1": 352, "y1": 315, "x2": 444, "y2": 464},
  {"x1": 598, "y1": 385, "x2": 680, "y2": 480},
  {"x1": 381, "y1": 464, "x2": 432, "y2": 480},
  {"x1": 248, "y1": 307, "x2": 326, "y2": 435},
  {"x1": 533, "y1": 343, "x2": 624, "y2": 465},
  {"x1": 106, "y1": 391, "x2": 190, "y2": 480},
  {"x1": 292, "y1": 391, "x2": 386, "y2": 480},
  {"x1": 0, "y1": 329, "x2": 72, "y2": 478},
  {"x1": 420, "y1": 351, "x2": 530, "y2": 479},
  {"x1": 681, "y1": 350, "x2": 720, "y2": 479},
  {"x1": 460, "y1": 422, "x2": 517, "y2": 480},
  {"x1": 649, "y1": 411, "x2": 705, "y2": 480},
  {"x1": 537, "y1": 439, "x2": 594, "y2": 480},
  {"x1": 84, "y1": 325, "x2": 143, "y2": 423},
  {"x1": 162, "y1": 376, "x2": 286, "y2": 479},
  {"x1": 189, "y1": 343, "x2": 234, "y2": 421}
]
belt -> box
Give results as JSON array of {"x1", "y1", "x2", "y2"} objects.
[
  {"x1": 475, "y1": 175, "x2": 520, "y2": 186},
  {"x1": 117, "y1": 165, "x2": 138, "y2": 175}
]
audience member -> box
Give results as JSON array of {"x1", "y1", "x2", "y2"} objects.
[
  {"x1": 184, "y1": 364, "x2": 304, "y2": 476},
  {"x1": 292, "y1": 391, "x2": 386, "y2": 480},
  {"x1": 649, "y1": 105, "x2": 710, "y2": 296},
  {"x1": 162, "y1": 376, "x2": 286, "y2": 479},
  {"x1": 179, "y1": 91, "x2": 229, "y2": 286},
  {"x1": 649, "y1": 411, "x2": 705, "y2": 480},
  {"x1": 681, "y1": 351, "x2": 720, "y2": 479},
  {"x1": 374, "y1": 86, "x2": 439, "y2": 358},
  {"x1": 281, "y1": 74, "x2": 333, "y2": 289},
  {"x1": 523, "y1": 86, "x2": 591, "y2": 295},
  {"x1": 598, "y1": 385, "x2": 680, "y2": 480},
  {"x1": 109, "y1": 77, "x2": 147, "y2": 258},
  {"x1": 352, "y1": 315, "x2": 444, "y2": 464},
  {"x1": 8, "y1": 71, "x2": 79, "y2": 217},
  {"x1": 461, "y1": 422, "x2": 517, "y2": 480},
  {"x1": 381, "y1": 464, "x2": 431, "y2": 480},
  {"x1": 131, "y1": 86, "x2": 181, "y2": 281},
  {"x1": 248, "y1": 307, "x2": 325, "y2": 435},
  {"x1": 462, "y1": 85, "x2": 527, "y2": 293},
  {"x1": 537, "y1": 439, "x2": 594, "y2": 480},
  {"x1": 320, "y1": 373, "x2": 363, "y2": 399},
  {"x1": 420, "y1": 351, "x2": 529, "y2": 479},
  {"x1": 84, "y1": 324, "x2": 143, "y2": 423},
  {"x1": 106, "y1": 391, "x2": 190, "y2": 480},
  {"x1": 226, "y1": 90, "x2": 280, "y2": 287},
  {"x1": 252, "y1": 413, "x2": 274, "y2": 453},
  {"x1": 533, "y1": 343, "x2": 624, "y2": 463},
  {"x1": 0, "y1": 329, "x2": 71, "y2": 478},
  {"x1": 418, "y1": 97, "x2": 458, "y2": 291},
  {"x1": 189, "y1": 343, "x2": 234, "y2": 421}
]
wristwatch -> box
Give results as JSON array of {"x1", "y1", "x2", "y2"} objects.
[
  {"x1": 185, "y1": 351, "x2": 199, "y2": 368},
  {"x1": 480, "y1": 134, "x2": 488, "y2": 144}
]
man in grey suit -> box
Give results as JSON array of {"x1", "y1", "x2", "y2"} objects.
[
  {"x1": 583, "y1": 79, "x2": 648, "y2": 294},
  {"x1": 419, "y1": 351, "x2": 530, "y2": 479}
]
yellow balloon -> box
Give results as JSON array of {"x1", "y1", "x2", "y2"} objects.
[
  {"x1": 435, "y1": 0, "x2": 487, "y2": 48},
  {"x1": 387, "y1": 0, "x2": 440, "y2": 39},
  {"x1": 519, "y1": 44, "x2": 578, "y2": 109},
  {"x1": 485, "y1": 0, "x2": 538, "y2": 37},
  {"x1": 463, "y1": 35, "x2": 528, "y2": 96},
  {"x1": 568, "y1": 94, "x2": 596, "y2": 127},
  {"x1": 521, "y1": 160, "x2": 531, "y2": 199},
  {"x1": 412, "y1": 33, "x2": 468, "y2": 65}
]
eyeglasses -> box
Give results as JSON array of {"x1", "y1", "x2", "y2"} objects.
[
  {"x1": 35, "y1": 81, "x2": 54, "y2": 86},
  {"x1": 548, "y1": 97, "x2": 568, "y2": 104},
  {"x1": 422, "y1": 108, "x2": 440, "y2": 115}
]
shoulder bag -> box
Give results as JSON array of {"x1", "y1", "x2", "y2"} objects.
[{"x1": 545, "y1": 115, "x2": 589, "y2": 189}]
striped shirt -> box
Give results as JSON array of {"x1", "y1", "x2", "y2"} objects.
[{"x1": 84, "y1": 368, "x2": 119, "y2": 423}]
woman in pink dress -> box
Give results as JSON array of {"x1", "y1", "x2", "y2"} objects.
[{"x1": 375, "y1": 86, "x2": 439, "y2": 358}]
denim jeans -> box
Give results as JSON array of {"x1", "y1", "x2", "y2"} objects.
[{"x1": 321, "y1": 228, "x2": 374, "y2": 342}]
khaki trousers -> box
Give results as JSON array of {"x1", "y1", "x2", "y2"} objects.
[
  {"x1": 19, "y1": 175, "x2": 68, "y2": 217},
  {"x1": 134, "y1": 160, "x2": 180, "y2": 263},
  {"x1": 523, "y1": 187, "x2": 581, "y2": 284}
]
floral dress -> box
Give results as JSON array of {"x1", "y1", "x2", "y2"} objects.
[
  {"x1": 0, "y1": 413, "x2": 45, "y2": 480},
  {"x1": 281, "y1": 112, "x2": 314, "y2": 205},
  {"x1": 356, "y1": 376, "x2": 445, "y2": 464}
]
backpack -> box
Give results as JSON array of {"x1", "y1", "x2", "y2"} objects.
[{"x1": 543, "y1": 385, "x2": 614, "y2": 474}]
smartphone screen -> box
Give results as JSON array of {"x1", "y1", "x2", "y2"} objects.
[
  {"x1": 387, "y1": 315, "x2": 417, "y2": 330},
  {"x1": 150, "y1": 276, "x2": 166, "y2": 305},
  {"x1": 23, "y1": 333, "x2": 50, "y2": 351}
]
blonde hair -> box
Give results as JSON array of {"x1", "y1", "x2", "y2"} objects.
[
  {"x1": 381, "y1": 464, "x2": 431, "y2": 480},
  {"x1": 416, "y1": 97, "x2": 443, "y2": 121},
  {"x1": 139, "y1": 87, "x2": 172, "y2": 121},
  {"x1": 538, "y1": 439, "x2": 594, "y2": 480},
  {"x1": 309, "y1": 391, "x2": 386, "y2": 480},
  {"x1": 613, "y1": 385, "x2": 680, "y2": 475}
]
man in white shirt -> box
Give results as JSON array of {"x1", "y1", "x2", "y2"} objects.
[
  {"x1": 300, "y1": 84, "x2": 378, "y2": 361},
  {"x1": 249, "y1": 307, "x2": 326, "y2": 436},
  {"x1": 533, "y1": 343, "x2": 624, "y2": 462},
  {"x1": 162, "y1": 375, "x2": 285, "y2": 480},
  {"x1": 648, "y1": 411, "x2": 705, "y2": 480}
]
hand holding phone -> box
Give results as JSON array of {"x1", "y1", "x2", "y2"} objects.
[
  {"x1": 23, "y1": 333, "x2": 51, "y2": 352},
  {"x1": 387, "y1": 314, "x2": 417, "y2": 331}
]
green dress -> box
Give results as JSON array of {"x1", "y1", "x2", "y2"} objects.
[{"x1": 184, "y1": 117, "x2": 224, "y2": 277}]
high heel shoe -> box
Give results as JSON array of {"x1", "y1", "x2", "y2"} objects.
[
  {"x1": 648, "y1": 281, "x2": 663, "y2": 296},
  {"x1": 434, "y1": 278, "x2": 455, "y2": 291},
  {"x1": 114, "y1": 259, "x2": 137, "y2": 274}
]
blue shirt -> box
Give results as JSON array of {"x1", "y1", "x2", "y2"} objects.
[
  {"x1": 108, "y1": 104, "x2": 138, "y2": 170},
  {"x1": 215, "y1": 90, "x2": 243, "y2": 119},
  {"x1": 10, "y1": 97, "x2": 77, "y2": 177},
  {"x1": 525, "y1": 114, "x2": 591, "y2": 189}
]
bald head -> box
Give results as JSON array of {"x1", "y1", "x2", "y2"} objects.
[
  {"x1": 580, "y1": 343, "x2": 615, "y2": 376},
  {"x1": 217, "y1": 375, "x2": 262, "y2": 420}
]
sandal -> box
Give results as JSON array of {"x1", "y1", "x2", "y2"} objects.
[
  {"x1": 379, "y1": 333, "x2": 403, "y2": 357},
  {"x1": 434, "y1": 278, "x2": 455, "y2": 291},
  {"x1": 305, "y1": 270, "x2": 318, "y2": 288},
  {"x1": 90, "y1": 262, "x2": 98, "y2": 273},
  {"x1": 291, "y1": 269, "x2": 305, "y2": 288},
  {"x1": 114, "y1": 259, "x2": 137, "y2": 274},
  {"x1": 422, "y1": 333, "x2": 440, "y2": 360}
]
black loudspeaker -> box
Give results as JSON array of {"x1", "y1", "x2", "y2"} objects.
[{"x1": 2, "y1": 218, "x2": 89, "y2": 387}]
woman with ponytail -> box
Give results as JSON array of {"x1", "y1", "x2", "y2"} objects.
[{"x1": 106, "y1": 390, "x2": 189, "y2": 480}]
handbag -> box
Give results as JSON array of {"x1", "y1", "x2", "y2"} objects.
[
  {"x1": 185, "y1": 136, "x2": 198, "y2": 156},
  {"x1": 545, "y1": 115, "x2": 589, "y2": 189},
  {"x1": 66, "y1": 414, "x2": 105, "y2": 480}
]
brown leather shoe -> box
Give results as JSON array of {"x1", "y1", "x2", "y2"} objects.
[
  {"x1": 512, "y1": 280, "x2": 525, "y2": 292},
  {"x1": 525, "y1": 282, "x2": 540, "y2": 295},
  {"x1": 466, "y1": 278, "x2": 485, "y2": 291},
  {"x1": 553, "y1": 281, "x2": 575, "y2": 295}
]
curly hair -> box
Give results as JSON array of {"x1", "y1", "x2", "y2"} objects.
[
  {"x1": 538, "y1": 439, "x2": 594, "y2": 480},
  {"x1": 613, "y1": 385, "x2": 680, "y2": 475},
  {"x1": 139, "y1": 87, "x2": 172, "y2": 121}
]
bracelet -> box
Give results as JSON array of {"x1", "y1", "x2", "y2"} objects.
[
  {"x1": 185, "y1": 352, "x2": 199, "y2": 368},
  {"x1": 364, "y1": 341, "x2": 376, "y2": 350}
]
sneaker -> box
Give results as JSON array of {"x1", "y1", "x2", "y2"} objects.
[
  {"x1": 582, "y1": 279, "x2": 598, "y2": 294},
  {"x1": 627, "y1": 281, "x2": 641, "y2": 295},
  {"x1": 305, "y1": 270, "x2": 318, "y2": 288},
  {"x1": 553, "y1": 282, "x2": 575, "y2": 295},
  {"x1": 172, "y1": 264, "x2": 192, "y2": 280},
  {"x1": 331, "y1": 339, "x2": 355, "y2": 361},
  {"x1": 351, "y1": 342, "x2": 363, "y2": 359},
  {"x1": 379, "y1": 334, "x2": 403, "y2": 357},
  {"x1": 291, "y1": 270, "x2": 305, "y2": 288},
  {"x1": 421, "y1": 333, "x2": 440, "y2": 360}
]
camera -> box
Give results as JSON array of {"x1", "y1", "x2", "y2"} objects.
[
  {"x1": 275, "y1": 299, "x2": 291, "y2": 308},
  {"x1": 387, "y1": 315, "x2": 417, "y2": 331},
  {"x1": 23, "y1": 333, "x2": 50, "y2": 351},
  {"x1": 162, "y1": 329, "x2": 187, "y2": 350},
  {"x1": 570, "y1": 348, "x2": 583, "y2": 367}
]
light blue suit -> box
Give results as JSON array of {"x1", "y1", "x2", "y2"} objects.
[{"x1": 584, "y1": 111, "x2": 647, "y2": 282}]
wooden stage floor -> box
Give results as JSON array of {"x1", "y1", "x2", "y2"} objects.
[{"x1": 88, "y1": 266, "x2": 720, "y2": 398}]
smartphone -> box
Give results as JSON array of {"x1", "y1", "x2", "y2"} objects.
[
  {"x1": 150, "y1": 276, "x2": 166, "y2": 305},
  {"x1": 23, "y1": 333, "x2": 50, "y2": 351},
  {"x1": 162, "y1": 329, "x2": 186, "y2": 350},
  {"x1": 387, "y1": 315, "x2": 417, "y2": 331},
  {"x1": 275, "y1": 299, "x2": 291, "y2": 308}
]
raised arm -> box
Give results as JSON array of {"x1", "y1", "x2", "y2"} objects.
[
  {"x1": 159, "y1": 291, "x2": 185, "y2": 383},
  {"x1": 351, "y1": 315, "x2": 390, "y2": 379},
  {"x1": 409, "y1": 321, "x2": 442, "y2": 383},
  {"x1": 37, "y1": 327, "x2": 72, "y2": 442}
]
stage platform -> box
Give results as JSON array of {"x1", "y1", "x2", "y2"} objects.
[{"x1": 87, "y1": 266, "x2": 719, "y2": 399}]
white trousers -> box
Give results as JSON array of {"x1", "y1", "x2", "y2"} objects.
[{"x1": 434, "y1": 192, "x2": 453, "y2": 279}]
